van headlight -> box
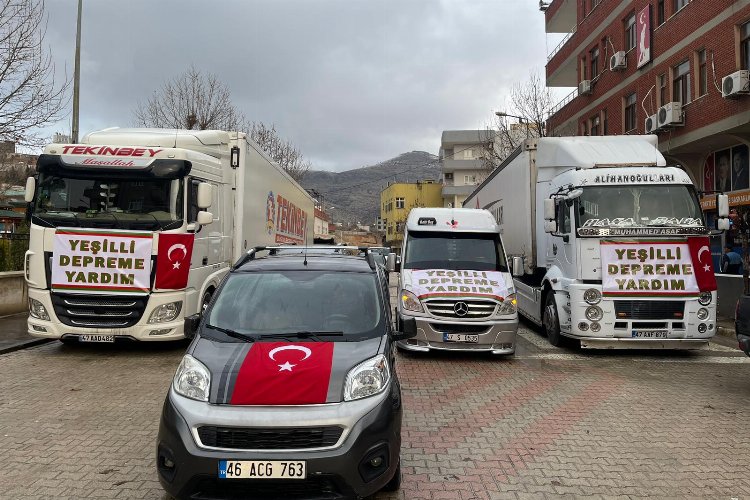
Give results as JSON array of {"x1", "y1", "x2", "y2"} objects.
[
  {"x1": 173, "y1": 354, "x2": 210, "y2": 402},
  {"x1": 400, "y1": 290, "x2": 423, "y2": 313},
  {"x1": 344, "y1": 354, "x2": 390, "y2": 401},
  {"x1": 149, "y1": 301, "x2": 183, "y2": 323},
  {"x1": 497, "y1": 293, "x2": 517, "y2": 315}
]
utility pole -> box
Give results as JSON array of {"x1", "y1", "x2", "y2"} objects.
[{"x1": 71, "y1": 0, "x2": 82, "y2": 143}]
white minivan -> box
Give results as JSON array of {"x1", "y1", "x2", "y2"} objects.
[{"x1": 389, "y1": 208, "x2": 521, "y2": 355}]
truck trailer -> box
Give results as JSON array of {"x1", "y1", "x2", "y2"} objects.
[
  {"x1": 24, "y1": 128, "x2": 314, "y2": 343},
  {"x1": 464, "y1": 135, "x2": 722, "y2": 349}
]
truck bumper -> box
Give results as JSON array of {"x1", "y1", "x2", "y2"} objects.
[
  {"x1": 396, "y1": 314, "x2": 517, "y2": 354},
  {"x1": 26, "y1": 288, "x2": 187, "y2": 342},
  {"x1": 574, "y1": 337, "x2": 710, "y2": 350}
]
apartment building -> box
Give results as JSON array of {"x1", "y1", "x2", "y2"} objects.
[
  {"x1": 439, "y1": 130, "x2": 498, "y2": 208},
  {"x1": 380, "y1": 180, "x2": 442, "y2": 251}
]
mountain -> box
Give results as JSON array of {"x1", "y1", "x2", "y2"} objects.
[{"x1": 301, "y1": 151, "x2": 441, "y2": 225}]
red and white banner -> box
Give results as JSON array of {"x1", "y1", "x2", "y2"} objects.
[
  {"x1": 230, "y1": 342, "x2": 334, "y2": 405},
  {"x1": 601, "y1": 239, "x2": 715, "y2": 296},
  {"x1": 409, "y1": 269, "x2": 509, "y2": 301},
  {"x1": 154, "y1": 233, "x2": 194, "y2": 290},
  {"x1": 636, "y1": 4, "x2": 651, "y2": 69}
]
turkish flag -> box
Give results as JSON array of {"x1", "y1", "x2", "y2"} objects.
[
  {"x1": 155, "y1": 233, "x2": 194, "y2": 289},
  {"x1": 688, "y1": 236, "x2": 717, "y2": 292},
  {"x1": 230, "y1": 342, "x2": 334, "y2": 405}
]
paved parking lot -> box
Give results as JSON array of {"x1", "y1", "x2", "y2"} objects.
[{"x1": 1, "y1": 323, "x2": 749, "y2": 499}]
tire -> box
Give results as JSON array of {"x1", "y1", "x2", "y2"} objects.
[
  {"x1": 200, "y1": 289, "x2": 214, "y2": 314},
  {"x1": 381, "y1": 459, "x2": 401, "y2": 492},
  {"x1": 543, "y1": 292, "x2": 564, "y2": 347}
]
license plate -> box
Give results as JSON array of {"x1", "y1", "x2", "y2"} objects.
[
  {"x1": 79, "y1": 335, "x2": 115, "y2": 343},
  {"x1": 631, "y1": 329, "x2": 668, "y2": 339},
  {"x1": 219, "y1": 460, "x2": 306, "y2": 480},
  {"x1": 443, "y1": 333, "x2": 479, "y2": 343}
]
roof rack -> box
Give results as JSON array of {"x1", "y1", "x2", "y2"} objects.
[{"x1": 231, "y1": 245, "x2": 378, "y2": 271}]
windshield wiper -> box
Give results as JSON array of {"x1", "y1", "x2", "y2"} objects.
[
  {"x1": 205, "y1": 324, "x2": 257, "y2": 343},
  {"x1": 257, "y1": 331, "x2": 345, "y2": 342}
]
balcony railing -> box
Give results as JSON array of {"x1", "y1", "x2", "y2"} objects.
[
  {"x1": 547, "y1": 87, "x2": 578, "y2": 119},
  {"x1": 547, "y1": 25, "x2": 576, "y2": 62}
]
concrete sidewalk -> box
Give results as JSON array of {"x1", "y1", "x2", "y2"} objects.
[{"x1": 0, "y1": 313, "x2": 49, "y2": 354}]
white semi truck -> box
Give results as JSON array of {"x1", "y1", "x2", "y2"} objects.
[
  {"x1": 24, "y1": 128, "x2": 314, "y2": 343},
  {"x1": 464, "y1": 135, "x2": 727, "y2": 349}
]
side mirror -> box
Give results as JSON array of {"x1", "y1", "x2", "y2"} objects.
[
  {"x1": 392, "y1": 317, "x2": 417, "y2": 341},
  {"x1": 196, "y1": 211, "x2": 213, "y2": 226},
  {"x1": 197, "y1": 182, "x2": 213, "y2": 209},
  {"x1": 717, "y1": 218, "x2": 730, "y2": 231},
  {"x1": 544, "y1": 198, "x2": 556, "y2": 220},
  {"x1": 24, "y1": 177, "x2": 35, "y2": 203},
  {"x1": 717, "y1": 194, "x2": 729, "y2": 218},
  {"x1": 386, "y1": 253, "x2": 396, "y2": 272},
  {"x1": 512, "y1": 256, "x2": 524, "y2": 277},
  {"x1": 544, "y1": 220, "x2": 558, "y2": 233},
  {"x1": 184, "y1": 313, "x2": 201, "y2": 340}
]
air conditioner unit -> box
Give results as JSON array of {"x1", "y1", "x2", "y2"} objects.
[
  {"x1": 579, "y1": 80, "x2": 592, "y2": 96},
  {"x1": 722, "y1": 70, "x2": 750, "y2": 98},
  {"x1": 609, "y1": 51, "x2": 627, "y2": 71},
  {"x1": 644, "y1": 114, "x2": 659, "y2": 134},
  {"x1": 657, "y1": 102, "x2": 684, "y2": 128}
]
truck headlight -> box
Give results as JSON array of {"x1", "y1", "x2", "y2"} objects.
[
  {"x1": 697, "y1": 307, "x2": 709, "y2": 321},
  {"x1": 148, "y1": 301, "x2": 183, "y2": 323},
  {"x1": 583, "y1": 288, "x2": 601, "y2": 305},
  {"x1": 29, "y1": 298, "x2": 50, "y2": 321},
  {"x1": 497, "y1": 293, "x2": 517, "y2": 315},
  {"x1": 400, "y1": 290, "x2": 423, "y2": 313},
  {"x1": 698, "y1": 292, "x2": 712, "y2": 306},
  {"x1": 585, "y1": 305, "x2": 603, "y2": 322},
  {"x1": 344, "y1": 354, "x2": 390, "y2": 401},
  {"x1": 173, "y1": 354, "x2": 210, "y2": 402}
]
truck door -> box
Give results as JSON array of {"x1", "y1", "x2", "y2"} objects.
[
  {"x1": 187, "y1": 178, "x2": 223, "y2": 268},
  {"x1": 549, "y1": 199, "x2": 575, "y2": 271}
]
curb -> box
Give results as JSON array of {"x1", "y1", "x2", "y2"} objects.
[{"x1": 0, "y1": 338, "x2": 53, "y2": 356}]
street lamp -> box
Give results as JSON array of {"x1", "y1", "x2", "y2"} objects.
[{"x1": 495, "y1": 111, "x2": 530, "y2": 139}]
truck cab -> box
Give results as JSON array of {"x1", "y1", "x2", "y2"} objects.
[{"x1": 391, "y1": 208, "x2": 519, "y2": 355}]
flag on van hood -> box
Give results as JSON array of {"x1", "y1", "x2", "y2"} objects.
[
  {"x1": 405, "y1": 269, "x2": 510, "y2": 301},
  {"x1": 155, "y1": 233, "x2": 194, "y2": 290},
  {"x1": 229, "y1": 342, "x2": 335, "y2": 405}
]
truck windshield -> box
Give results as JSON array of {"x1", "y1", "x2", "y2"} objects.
[
  {"x1": 33, "y1": 174, "x2": 183, "y2": 230},
  {"x1": 207, "y1": 271, "x2": 382, "y2": 338},
  {"x1": 577, "y1": 185, "x2": 704, "y2": 228},
  {"x1": 403, "y1": 232, "x2": 508, "y2": 271}
]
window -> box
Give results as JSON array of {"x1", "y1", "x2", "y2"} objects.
[
  {"x1": 443, "y1": 148, "x2": 453, "y2": 159},
  {"x1": 464, "y1": 175, "x2": 477, "y2": 184},
  {"x1": 674, "y1": 0, "x2": 688, "y2": 12},
  {"x1": 395, "y1": 197, "x2": 405, "y2": 209},
  {"x1": 697, "y1": 49, "x2": 707, "y2": 97},
  {"x1": 625, "y1": 13, "x2": 636, "y2": 51},
  {"x1": 581, "y1": 0, "x2": 586, "y2": 17},
  {"x1": 463, "y1": 148, "x2": 475, "y2": 159},
  {"x1": 602, "y1": 109, "x2": 608, "y2": 135},
  {"x1": 580, "y1": 56, "x2": 587, "y2": 81},
  {"x1": 624, "y1": 93, "x2": 637, "y2": 132},
  {"x1": 742, "y1": 21, "x2": 750, "y2": 70},
  {"x1": 590, "y1": 115, "x2": 600, "y2": 136},
  {"x1": 557, "y1": 200, "x2": 571, "y2": 234},
  {"x1": 658, "y1": 74, "x2": 667, "y2": 107},
  {"x1": 590, "y1": 46, "x2": 600, "y2": 78},
  {"x1": 581, "y1": 121, "x2": 588, "y2": 135},
  {"x1": 657, "y1": 0, "x2": 665, "y2": 25},
  {"x1": 444, "y1": 172, "x2": 453, "y2": 181},
  {"x1": 672, "y1": 60, "x2": 691, "y2": 104}
]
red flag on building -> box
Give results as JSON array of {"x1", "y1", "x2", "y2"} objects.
[
  {"x1": 230, "y1": 342, "x2": 334, "y2": 405},
  {"x1": 154, "y1": 233, "x2": 194, "y2": 290},
  {"x1": 687, "y1": 236, "x2": 717, "y2": 292}
]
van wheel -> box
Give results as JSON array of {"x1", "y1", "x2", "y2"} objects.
[
  {"x1": 201, "y1": 289, "x2": 214, "y2": 314},
  {"x1": 543, "y1": 292, "x2": 564, "y2": 347},
  {"x1": 381, "y1": 459, "x2": 401, "y2": 491}
]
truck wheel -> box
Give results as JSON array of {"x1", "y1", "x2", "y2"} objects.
[{"x1": 543, "y1": 292, "x2": 564, "y2": 347}]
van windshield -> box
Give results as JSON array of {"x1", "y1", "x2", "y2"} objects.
[
  {"x1": 207, "y1": 271, "x2": 382, "y2": 339},
  {"x1": 403, "y1": 232, "x2": 507, "y2": 271}
]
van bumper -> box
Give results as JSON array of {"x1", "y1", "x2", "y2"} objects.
[{"x1": 396, "y1": 314, "x2": 517, "y2": 354}]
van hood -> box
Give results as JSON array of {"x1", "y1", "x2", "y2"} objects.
[
  {"x1": 191, "y1": 336, "x2": 383, "y2": 405},
  {"x1": 401, "y1": 268, "x2": 512, "y2": 301}
]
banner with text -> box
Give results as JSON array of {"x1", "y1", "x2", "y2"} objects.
[
  {"x1": 601, "y1": 239, "x2": 709, "y2": 297},
  {"x1": 410, "y1": 269, "x2": 509, "y2": 301},
  {"x1": 51, "y1": 229, "x2": 153, "y2": 295}
]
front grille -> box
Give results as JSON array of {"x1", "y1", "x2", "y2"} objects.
[
  {"x1": 614, "y1": 300, "x2": 685, "y2": 320},
  {"x1": 51, "y1": 293, "x2": 147, "y2": 328},
  {"x1": 191, "y1": 476, "x2": 343, "y2": 500},
  {"x1": 197, "y1": 426, "x2": 344, "y2": 450},
  {"x1": 425, "y1": 299, "x2": 497, "y2": 319}
]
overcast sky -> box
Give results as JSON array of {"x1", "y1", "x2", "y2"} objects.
[{"x1": 40, "y1": 0, "x2": 565, "y2": 171}]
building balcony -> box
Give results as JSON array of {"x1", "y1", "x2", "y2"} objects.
[
  {"x1": 545, "y1": 0, "x2": 576, "y2": 34},
  {"x1": 442, "y1": 185, "x2": 476, "y2": 197},
  {"x1": 441, "y1": 158, "x2": 486, "y2": 172}
]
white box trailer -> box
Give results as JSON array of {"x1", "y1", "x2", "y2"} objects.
[
  {"x1": 25, "y1": 128, "x2": 314, "y2": 343},
  {"x1": 464, "y1": 136, "x2": 720, "y2": 349}
]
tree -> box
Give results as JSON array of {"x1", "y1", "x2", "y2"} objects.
[
  {"x1": 0, "y1": 0, "x2": 70, "y2": 147},
  {"x1": 134, "y1": 67, "x2": 310, "y2": 181},
  {"x1": 249, "y1": 122, "x2": 310, "y2": 182},
  {"x1": 484, "y1": 71, "x2": 552, "y2": 173}
]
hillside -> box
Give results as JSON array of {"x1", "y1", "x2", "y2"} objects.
[{"x1": 301, "y1": 151, "x2": 441, "y2": 225}]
